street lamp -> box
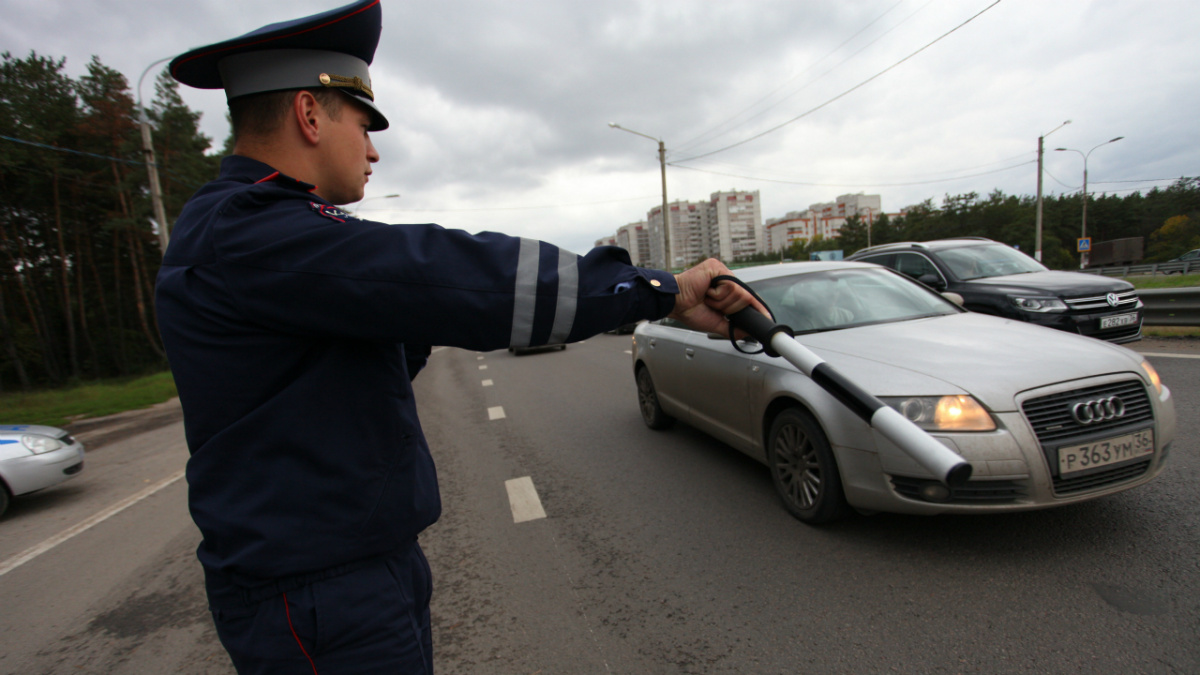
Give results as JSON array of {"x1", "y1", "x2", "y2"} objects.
[
  {"x1": 608, "y1": 122, "x2": 671, "y2": 272},
  {"x1": 1055, "y1": 136, "x2": 1124, "y2": 268},
  {"x1": 1035, "y1": 119, "x2": 1071, "y2": 262},
  {"x1": 138, "y1": 56, "x2": 173, "y2": 255},
  {"x1": 352, "y1": 193, "x2": 401, "y2": 216}
]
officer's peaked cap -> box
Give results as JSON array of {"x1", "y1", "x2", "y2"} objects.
[{"x1": 170, "y1": 0, "x2": 388, "y2": 131}]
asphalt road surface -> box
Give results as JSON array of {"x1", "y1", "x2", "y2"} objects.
[{"x1": 0, "y1": 335, "x2": 1196, "y2": 674}]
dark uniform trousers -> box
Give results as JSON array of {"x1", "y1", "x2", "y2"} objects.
[{"x1": 211, "y1": 543, "x2": 433, "y2": 674}]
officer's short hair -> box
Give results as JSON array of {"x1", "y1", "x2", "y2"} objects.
[{"x1": 229, "y1": 88, "x2": 345, "y2": 141}]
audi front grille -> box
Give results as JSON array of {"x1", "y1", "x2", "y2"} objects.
[
  {"x1": 1022, "y1": 380, "x2": 1152, "y2": 445},
  {"x1": 1021, "y1": 379, "x2": 1154, "y2": 494}
]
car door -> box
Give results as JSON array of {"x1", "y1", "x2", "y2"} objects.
[
  {"x1": 678, "y1": 331, "x2": 757, "y2": 451},
  {"x1": 638, "y1": 319, "x2": 697, "y2": 419}
]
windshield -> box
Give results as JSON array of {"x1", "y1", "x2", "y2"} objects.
[
  {"x1": 938, "y1": 243, "x2": 1046, "y2": 280},
  {"x1": 748, "y1": 267, "x2": 960, "y2": 333}
]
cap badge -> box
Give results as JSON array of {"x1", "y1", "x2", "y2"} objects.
[{"x1": 318, "y1": 72, "x2": 374, "y2": 101}]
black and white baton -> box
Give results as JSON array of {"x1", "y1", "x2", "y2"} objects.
[{"x1": 715, "y1": 276, "x2": 973, "y2": 487}]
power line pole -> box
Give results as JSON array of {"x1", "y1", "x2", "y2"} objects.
[
  {"x1": 609, "y1": 123, "x2": 671, "y2": 272},
  {"x1": 139, "y1": 58, "x2": 172, "y2": 256},
  {"x1": 1035, "y1": 120, "x2": 1070, "y2": 263}
]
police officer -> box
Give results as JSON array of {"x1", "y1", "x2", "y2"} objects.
[{"x1": 157, "y1": 1, "x2": 762, "y2": 672}]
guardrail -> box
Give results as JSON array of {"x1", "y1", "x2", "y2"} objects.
[
  {"x1": 1140, "y1": 287, "x2": 1200, "y2": 326},
  {"x1": 1080, "y1": 261, "x2": 1197, "y2": 276}
]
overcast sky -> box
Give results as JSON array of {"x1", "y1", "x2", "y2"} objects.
[{"x1": 5, "y1": 0, "x2": 1198, "y2": 254}]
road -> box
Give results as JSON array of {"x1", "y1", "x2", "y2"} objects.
[{"x1": 0, "y1": 335, "x2": 1196, "y2": 673}]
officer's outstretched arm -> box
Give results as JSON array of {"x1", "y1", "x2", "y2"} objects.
[{"x1": 668, "y1": 259, "x2": 768, "y2": 338}]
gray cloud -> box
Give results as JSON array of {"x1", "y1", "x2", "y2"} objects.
[{"x1": 5, "y1": 0, "x2": 1197, "y2": 253}]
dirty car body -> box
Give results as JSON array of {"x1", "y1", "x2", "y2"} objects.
[{"x1": 631, "y1": 261, "x2": 1175, "y2": 523}]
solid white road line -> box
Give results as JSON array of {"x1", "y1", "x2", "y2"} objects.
[
  {"x1": 0, "y1": 469, "x2": 186, "y2": 578},
  {"x1": 505, "y1": 476, "x2": 547, "y2": 523},
  {"x1": 488, "y1": 406, "x2": 506, "y2": 420},
  {"x1": 482, "y1": 379, "x2": 494, "y2": 387}
]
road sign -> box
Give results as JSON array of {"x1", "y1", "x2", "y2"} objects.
[{"x1": 1077, "y1": 237, "x2": 1092, "y2": 253}]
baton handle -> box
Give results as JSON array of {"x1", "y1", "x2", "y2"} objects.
[{"x1": 727, "y1": 306, "x2": 973, "y2": 487}]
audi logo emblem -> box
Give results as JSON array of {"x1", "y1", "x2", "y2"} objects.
[{"x1": 1071, "y1": 396, "x2": 1126, "y2": 425}]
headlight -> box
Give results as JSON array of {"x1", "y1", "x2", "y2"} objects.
[
  {"x1": 1009, "y1": 295, "x2": 1067, "y2": 313},
  {"x1": 1140, "y1": 360, "x2": 1163, "y2": 395},
  {"x1": 879, "y1": 395, "x2": 996, "y2": 431},
  {"x1": 22, "y1": 435, "x2": 64, "y2": 454}
]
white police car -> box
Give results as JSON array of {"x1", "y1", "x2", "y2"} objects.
[{"x1": 0, "y1": 424, "x2": 85, "y2": 518}]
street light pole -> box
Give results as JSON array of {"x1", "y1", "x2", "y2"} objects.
[
  {"x1": 138, "y1": 57, "x2": 172, "y2": 256},
  {"x1": 1055, "y1": 136, "x2": 1124, "y2": 269},
  {"x1": 1035, "y1": 120, "x2": 1071, "y2": 262},
  {"x1": 608, "y1": 123, "x2": 671, "y2": 272}
]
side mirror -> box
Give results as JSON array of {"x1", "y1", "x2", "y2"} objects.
[
  {"x1": 918, "y1": 273, "x2": 946, "y2": 291},
  {"x1": 941, "y1": 291, "x2": 965, "y2": 306}
]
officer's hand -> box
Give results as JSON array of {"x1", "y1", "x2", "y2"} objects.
[{"x1": 668, "y1": 259, "x2": 769, "y2": 338}]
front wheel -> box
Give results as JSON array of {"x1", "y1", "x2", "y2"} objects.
[
  {"x1": 636, "y1": 366, "x2": 674, "y2": 430},
  {"x1": 767, "y1": 408, "x2": 848, "y2": 524}
]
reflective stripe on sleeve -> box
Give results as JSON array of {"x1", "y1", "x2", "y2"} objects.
[
  {"x1": 510, "y1": 238, "x2": 540, "y2": 347},
  {"x1": 547, "y1": 248, "x2": 579, "y2": 344}
]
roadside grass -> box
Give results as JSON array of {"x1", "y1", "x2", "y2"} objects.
[
  {"x1": 1126, "y1": 273, "x2": 1200, "y2": 290},
  {"x1": 0, "y1": 371, "x2": 177, "y2": 428}
]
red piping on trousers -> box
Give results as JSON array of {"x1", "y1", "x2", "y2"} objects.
[{"x1": 283, "y1": 592, "x2": 319, "y2": 675}]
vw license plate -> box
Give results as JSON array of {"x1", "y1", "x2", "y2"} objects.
[
  {"x1": 1058, "y1": 429, "x2": 1154, "y2": 476},
  {"x1": 1100, "y1": 312, "x2": 1138, "y2": 329}
]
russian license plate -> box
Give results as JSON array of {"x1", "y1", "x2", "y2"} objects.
[
  {"x1": 1058, "y1": 429, "x2": 1154, "y2": 476},
  {"x1": 1100, "y1": 312, "x2": 1138, "y2": 329}
]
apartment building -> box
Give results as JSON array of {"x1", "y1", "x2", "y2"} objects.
[
  {"x1": 648, "y1": 199, "x2": 707, "y2": 270},
  {"x1": 614, "y1": 221, "x2": 652, "y2": 267},
  {"x1": 708, "y1": 190, "x2": 763, "y2": 262},
  {"x1": 765, "y1": 193, "x2": 882, "y2": 253}
]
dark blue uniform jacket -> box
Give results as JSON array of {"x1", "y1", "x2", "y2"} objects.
[{"x1": 156, "y1": 156, "x2": 678, "y2": 599}]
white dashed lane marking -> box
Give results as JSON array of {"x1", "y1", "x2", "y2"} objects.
[
  {"x1": 488, "y1": 406, "x2": 506, "y2": 420},
  {"x1": 482, "y1": 379, "x2": 494, "y2": 387},
  {"x1": 505, "y1": 476, "x2": 547, "y2": 523},
  {"x1": 1142, "y1": 352, "x2": 1200, "y2": 360},
  {"x1": 479, "y1": 365, "x2": 488, "y2": 370}
]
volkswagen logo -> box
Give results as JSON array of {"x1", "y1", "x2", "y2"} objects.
[
  {"x1": 1071, "y1": 396, "x2": 1126, "y2": 425},
  {"x1": 1106, "y1": 292, "x2": 1120, "y2": 307}
]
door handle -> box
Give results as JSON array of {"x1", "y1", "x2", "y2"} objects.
[{"x1": 685, "y1": 348, "x2": 695, "y2": 359}]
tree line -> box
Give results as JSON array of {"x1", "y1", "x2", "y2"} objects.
[{"x1": 1, "y1": 51, "x2": 218, "y2": 392}]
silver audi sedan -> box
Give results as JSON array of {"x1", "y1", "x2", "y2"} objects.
[{"x1": 632, "y1": 261, "x2": 1175, "y2": 524}]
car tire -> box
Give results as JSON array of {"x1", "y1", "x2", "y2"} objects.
[
  {"x1": 0, "y1": 483, "x2": 9, "y2": 519},
  {"x1": 636, "y1": 366, "x2": 674, "y2": 430},
  {"x1": 766, "y1": 407, "x2": 848, "y2": 524}
]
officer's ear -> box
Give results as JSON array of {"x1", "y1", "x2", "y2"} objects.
[{"x1": 293, "y1": 90, "x2": 322, "y2": 146}]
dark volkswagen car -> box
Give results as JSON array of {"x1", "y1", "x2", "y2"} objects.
[{"x1": 846, "y1": 238, "x2": 1142, "y2": 343}]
